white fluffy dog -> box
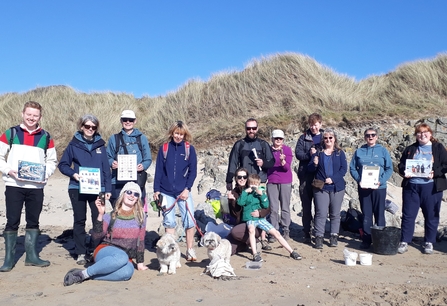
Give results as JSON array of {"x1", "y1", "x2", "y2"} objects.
[
  {"x1": 156, "y1": 233, "x2": 181, "y2": 275},
  {"x1": 201, "y1": 231, "x2": 232, "y2": 265}
]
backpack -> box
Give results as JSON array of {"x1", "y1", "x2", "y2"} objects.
[
  {"x1": 9, "y1": 127, "x2": 50, "y2": 157},
  {"x1": 205, "y1": 189, "x2": 222, "y2": 218},
  {"x1": 341, "y1": 208, "x2": 364, "y2": 234},
  {"x1": 162, "y1": 141, "x2": 190, "y2": 161},
  {"x1": 114, "y1": 133, "x2": 143, "y2": 155}
]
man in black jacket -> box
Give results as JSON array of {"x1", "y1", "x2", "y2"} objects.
[{"x1": 226, "y1": 118, "x2": 275, "y2": 191}]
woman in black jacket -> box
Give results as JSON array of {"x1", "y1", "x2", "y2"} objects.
[{"x1": 397, "y1": 123, "x2": 447, "y2": 255}]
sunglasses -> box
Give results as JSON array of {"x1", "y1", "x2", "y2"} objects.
[
  {"x1": 274, "y1": 137, "x2": 283, "y2": 140},
  {"x1": 237, "y1": 175, "x2": 248, "y2": 180},
  {"x1": 83, "y1": 124, "x2": 97, "y2": 131},
  {"x1": 124, "y1": 190, "x2": 140, "y2": 198},
  {"x1": 416, "y1": 131, "x2": 429, "y2": 136},
  {"x1": 121, "y1": 118, "x2": 135, "y2": 123},
  {"x1": 323, "y1": 136, "x2": 333, "y2": 140},
  {"x1": 365, "y1": 133, "x2": 376, "y2": 138},
  {"x1": 246, "y1": 126, "x2": 258, "y2": 131}
]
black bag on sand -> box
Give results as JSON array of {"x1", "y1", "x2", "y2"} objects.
[{"x1": 341, "y1": 208, "x2": 364, "y2": 233}]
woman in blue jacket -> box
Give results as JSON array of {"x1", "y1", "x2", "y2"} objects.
[
  {"x1": 58, "y1": 114, "x2": 112, "y2": 265},
  {"x1": 153, "y1": 121, "x2": 198, "y2": 261},
  {"x1": 307, "y1": 128, "x2": 347, "y2": 249},
  {"x1": 350, "y1": 128, "x2": 393, "y2": 249}
]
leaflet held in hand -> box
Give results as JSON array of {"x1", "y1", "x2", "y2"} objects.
[
  {"x1": 404, "y1": 159, "x2": 432, "y2": 178},
  {"x1": 79, "y1": 167, "x2": 101, "y2": 194},
  {"x1": 360, "y1": 166, "x2": 380, "y2": 189},
  {"x1": 117, "y1": 154, "x2": 137, "y2": 181}
]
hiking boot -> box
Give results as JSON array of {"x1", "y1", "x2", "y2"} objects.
[
  {"x1": 253, "y1": 252, "x2": 263, "y2": 262},
  {"x1": 76, "y1": 254, "x2": 87, "y2": 265},
  {"x1": 314, "y1": 236, "x2": 323, "y2": 249},
  {"x1": 397, "y1": 242, "x2": 408, "y2": 254},
  {"x1": 63, "y1": 268, "x2": 85, "y2": 286},
  {"x1": 186, "y1": 248, "x2": 197, "y2": 261},
  {"x1": 329, "y1": 234, "x2": 338, "y2": 247},
  {"x1": 424, "y1": 242, "x2": 433, "y2": 254},
  {"x1": 359, "y1": 241, "x2": 371, "y2": 250},
  {"x1": 290, "y1": 251, "x2": 302, "y2": 260},
  {"x1": 268, "y1": 236, "x2": 277, "y2": 244},
  {"x1": 303, "y1": 236, "x2": 312, "y2": 244},
  {"x1": 282, "y1": 230, "x2": 290, "y2": 241},
  {"x1": 260, "y1": 240, "x2": 272, "y2": 251}
]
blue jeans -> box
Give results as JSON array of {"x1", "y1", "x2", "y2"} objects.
[
  {"x1": 87, "y1": 246, "x2": 134, "y2": 281},
  {"x1": 162, "y1": 193, "x2": 195, "y2": 229}
]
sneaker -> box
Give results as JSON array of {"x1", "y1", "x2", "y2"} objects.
[
  {"x1": 359, "y1": 241, "x2": 371, "y2": 250},
  {"x1": 290, "y1": 251, "x2": 302, "y2": 260},
  {"x1": 63, "y1": 268, "x2": 85, "y2": 286},
  {"x1": 186, "y1": 248, "x2": 197, "y2": 261},
  {"x1": 314, "y1": 236, "x2": 323, "y2": 249},
  {"x1": 261, "y1": 240, "x2": 272, "y2": 251},
  {"x1": 397, "y1": 242, "x2": 408, "y2": 254},
  {"x1": 253, "y1": 252, "x2": 263, "y2": 262},
  {"x1": 424, "y1": 242, "x2": 433, "y2": 254},
  {"x1": 76, "y1": 254, "x2": 86, "y2": 265},
  {"x1": 329, "y1": 234, "x2": 338, "y2": 247}
]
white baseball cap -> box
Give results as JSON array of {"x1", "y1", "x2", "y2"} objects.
[
  {"x1": 272, "y1": 129, "x2": 285, "y2": 139},
  {"x1": 120, "y1": 110, "x2": 136, "y2": 119}
]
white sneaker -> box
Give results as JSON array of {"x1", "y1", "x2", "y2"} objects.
[
  {"x1": 76, "y1": 254, "x2": 86, "y2": 265},
  {"x1": 424, "y1": 242, "x2": 433, "y2": 254},
  {"x1": 397, "y1": 242, "x2": 408, "y2": 254},
  {"x1": 186, "y1": 248, "x2": 197, "y2": 261}
]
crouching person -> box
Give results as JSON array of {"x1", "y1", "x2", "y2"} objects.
[{"x1": 63, "y1": 182, "x2": 147, "y2": 285}]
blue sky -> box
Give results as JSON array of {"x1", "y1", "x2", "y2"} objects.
[{"x1": 1, "y1": 1, "x2": 446, "y2": 98}]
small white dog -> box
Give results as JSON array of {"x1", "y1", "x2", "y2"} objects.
[
  {"x1": 156, "y1": 233, "x2": 181, "y2": 275},
  {"x1": 201, "y1": 231, "x2": 232, "y2": 265}
]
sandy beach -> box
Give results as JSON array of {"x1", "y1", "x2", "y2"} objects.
[{"x1": 1, "y1": 172, "x2": 447, "y2": 306}]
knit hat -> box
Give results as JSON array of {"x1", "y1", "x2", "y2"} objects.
[{"x1": 119, "y1": 182, "x2": 142, "y2": 199}]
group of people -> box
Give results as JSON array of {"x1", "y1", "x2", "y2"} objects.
[{"x1": 0, "y1": 102, "x2": 446, "y2": 286}]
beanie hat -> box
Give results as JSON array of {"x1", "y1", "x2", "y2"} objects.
[{"x1": 119, "y1": 182, "x2": 142, "y2": 199}]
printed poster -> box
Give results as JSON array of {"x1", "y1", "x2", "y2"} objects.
[
  {"x1": 117, "y1": 154, "x2": 137, "y2": 181},
  {"x1": 79, "y1": 167, "x2": 101, "y2": 194},
  {"x1": 360, "y1": 165, "x2": 380, "y2": 188},
  {"x1": 18, "y1": 160, "x2": 46, "y2": 182},
  {"x1": 404, "y1": 159, "x2": 432, "y2": 178}
]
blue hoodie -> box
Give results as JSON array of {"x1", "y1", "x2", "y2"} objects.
[
  {"x1": 106, "y1": 128, "x2": 152, "y2": 184},
  {"x1": 153, "y1": 140, "x2": 197, "y2": 198},
  {"x1": 58, "y1": 131, "x2": 112, "y2": 192},
  {"x1": 349, "y1": 143, "x2": 393, "y2": 189}
]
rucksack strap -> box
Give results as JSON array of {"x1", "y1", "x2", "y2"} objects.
[
  {"x1": 115, "y1": 133, "x2": 143, "y2": 156},
  {"x1": 9, "y1": 127, "x2": 50, "y2": 157},
  {"x1": 163, "y1": 141, "x2": 190, "y2": 161}
]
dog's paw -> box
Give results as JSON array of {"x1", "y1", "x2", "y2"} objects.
[{"x1": 167, "y1": 270, "x2": 176, "y2": 275}]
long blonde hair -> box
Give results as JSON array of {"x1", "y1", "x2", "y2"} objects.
[{"x1": 111, "y1": 193, "x2": 145, "y2": 225}]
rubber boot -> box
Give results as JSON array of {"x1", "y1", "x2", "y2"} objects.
[
  {"x1": 25, "y1": 229, "x2": 50, "y2": 267},
  {"x1": 0, "y1": 231, "x2": 18, "y2": 272}
]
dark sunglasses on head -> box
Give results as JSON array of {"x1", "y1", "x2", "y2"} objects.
[
  {"x1": 177, "y1": 120, "x2": 183, "y2": 127},
  {"x1": 121, "y1": 118, "x2": 135, "y2": 123},
  {"x1": 323, "y1": 136, "x2": 333, "y2": 140},
  {"x1": 83, "y1": 124, "x2": 97, "y2": 131},
  {"x1": 125, "y1": 190, "x2": 140, "y2": 198},
  {"x1": 246, "y1": 126, "x2": 258, "y2": 131},
  {"x1": 237, "y1": 175, "x2": 248, "y2": 180},
  {"x1": 365, "y1": 133, "x2": 376, "y2": 138}
]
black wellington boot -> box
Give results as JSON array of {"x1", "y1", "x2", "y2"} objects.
[
  {"x1": 24, "y1": 229, "x2": 50, "y2": 267},
  {"x1": 0, "y1": 231, "x2": 18, "y2": 272}
]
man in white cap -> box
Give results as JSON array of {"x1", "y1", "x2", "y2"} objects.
[{"x1": 107, "y1": 110, "x2": 152, "y2": 208}]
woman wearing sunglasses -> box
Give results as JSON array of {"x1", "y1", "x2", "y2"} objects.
[
  {"x1": 307, "y1": 128, "x2": 347, "y2": 249},
  {"x1": 63, "y1": 182, "x2": 147, "y2": 286},
  {"x1": 58, "y1": 114, "x2": 112, "y2": 265},
  {"x1": 349, "y1": 128, "x2": 393, "y2": 249},
  {"x1": 227, "y1": 167, "x2": 271, "y2": 254}
]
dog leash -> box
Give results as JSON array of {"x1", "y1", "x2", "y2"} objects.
[{"x1": 162, "y1": 196, "x2": 204, "y2": 238}]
